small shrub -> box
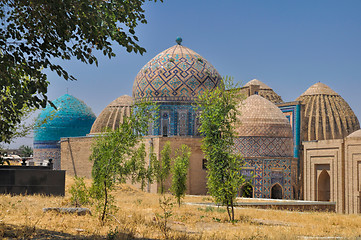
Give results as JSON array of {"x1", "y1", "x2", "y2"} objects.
[
  {"x1": 69, "y1": 177, "x2": 90, "y2": 207},
  {"x1": 155, "y1": 195, "x2": 173, "y2": 239}
]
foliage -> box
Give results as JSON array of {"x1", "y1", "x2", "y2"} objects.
[
  {"x1": 69, "y1": 176, "x2": 90, "y2": 207},
  {"x1": 1, "y1": 106, "x2": 37, "y2": 144},
  {"x1": 170, "y1": 144, "x2": 191, "y2": 207},
  {"x1": 153, "y1": 141, "x2": 171, "y2": 194},
  {"x1": 196, "y1": 76, "x2": 245, "y2": 222},
  {"x1": 0, "y1": 0, "x2": 161, "y2": 143},
  {"x1": 241, "y1": 182, "x2": 254, "y2": 198},
  {"x1": 90, "y1": 100, "x2": 157, "y2": 223},
  {"x1": 18, "y1": 145, "x2": 33, "y2": 158},
  {"x1": 128, "y1": 143, "x2": 154, "y2": 191},
  {"x1": 155, "y1": 195, "x2": 174, "y2": 239}
]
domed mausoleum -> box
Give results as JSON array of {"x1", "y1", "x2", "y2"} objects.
[
  {"x1": 133, "y1": 38, "x2": 222, "y2": 136},
  {"x1": 34, "y1": 94, "x2": 96, "y2": 169},
  {"x1": 296, "y1": 82, "x2": 360, "y2": 141},
  {"x1": 239, "y1": 79, "x2": 283, "y2": 103},
  {"x1": 90, "y1": 95, "x2": 133, "y2": 134},
  {"x1": 235, "y1": 95, "x2": 297, "y2": 199}
]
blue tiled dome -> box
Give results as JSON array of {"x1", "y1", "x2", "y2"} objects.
[
  {"x1": 132, "y1": 43, "x2": 222, "y2": 102},
  {"x1": 34, "y1": 94, "x2": 96, "y2": 142}
]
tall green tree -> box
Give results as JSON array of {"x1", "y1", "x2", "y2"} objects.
[
  {"x1": 170, "y1": 144, "x2": 191, "y2": 207},
  {"x1": 153, "y1": 141, "x2": 171, "y2": 194},
  {"x1": 0, "y1": 0, "x2": 161, "y2": 143},
  {"x1": 128, "y1": 143, "x2": 154, "y2": 191},
  {"x1": 196, "y1": 76, "x2": 245, "y2": 222},
  {"x1": 90, "y1": 101, "x2": 157, "y2": 223}
]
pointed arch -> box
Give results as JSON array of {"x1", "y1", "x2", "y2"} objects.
[
  {"x1": 318, "y1": 169, "x2": 330, "y2": 201},
  {"x1": 271, "y1": 183, "x2": 283, "y2": 199},
  {"x1": 240, "y1": 182, "x2": 253, "y2": 198}
]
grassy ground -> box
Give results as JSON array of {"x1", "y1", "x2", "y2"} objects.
[{"x1": 0, "y1": 177, "x2": 361, "y2": 239}]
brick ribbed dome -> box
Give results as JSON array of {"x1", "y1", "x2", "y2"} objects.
[
  {"x1": 240, "y1": 79, "x2": 283, "y2": 103},
  {"x1": 90, "y1": 95, "x2": 133, "y2": 134},
  {"x1": 234, "y1": 95, "x2": 293, "y2": 157},
  {"x1": 236, "y1": 95, "x2": 292, "y2": 138},
  {"x1": 132, "y1": 43, "x2": 222, "y2": 102},
  {"x1": 296, "y1": 82, "x2": 360, "y2": 141}
]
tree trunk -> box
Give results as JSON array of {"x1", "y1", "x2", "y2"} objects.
[
  {"x1": 226, "y1": 204, "x2": 231, "y2": 221},
  {"x1": 231, "y1": 198, "x2": 234, "y2": 222},
  {"x1": 101, "y1": 180, "x2": 108, "y2": 223}
]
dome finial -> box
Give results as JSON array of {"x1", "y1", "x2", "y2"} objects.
[{"x1": 176, "y1": 36, "x2": 182, "y2": 45}]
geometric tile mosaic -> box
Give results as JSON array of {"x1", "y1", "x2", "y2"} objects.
[
  {"x1": 133, "y1": 44, "x2": 222, "y2": 102},
  {"x1": 242, "y1": 157, "x2": 297, "y2": 199},
  {"x1": 234, "y1": 136, "x2": 293, "y2": 158}
]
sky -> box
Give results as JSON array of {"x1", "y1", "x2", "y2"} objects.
[{"x1": 6, "y1": 0, "x2": 361, "y2": 148}]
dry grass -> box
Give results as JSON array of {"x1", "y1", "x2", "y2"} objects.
[{"x1": 0, "y1": 176, "x2": 360, "y2": 239}]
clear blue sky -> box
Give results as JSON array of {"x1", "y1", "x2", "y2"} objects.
[{"x1": 7, "y1": 0, "x2": 361, "y2": 148}]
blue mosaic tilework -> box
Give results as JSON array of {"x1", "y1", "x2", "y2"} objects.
[
  {"x1": 278, "y1": 103, "x2": 301, "y2": 159},
  {"x1": 234, "y1": 136, "x2": 293, "y2": 157},
  {"x1": 242, "y1": 158, "x2": 296, "y2": 199},
  {"x1": 33, "y1": 140, "x2": 59, "y2": 149},
  {"x1": 33, "y1": 147, "x2": 61, "y2": 169},
  {"x1": 34, "y1": 94, "x2": 96, "y2": 141},
  {"x1": 149, "y1": 104, "x2": 200, "y2": 137},
  {"x1": 133, "y1": 44, "x2": 222, "y2": 102}
]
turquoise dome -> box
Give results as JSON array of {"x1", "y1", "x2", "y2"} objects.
[{"x1": 34, "y1": 94, "x2": 96, "y2": 142}]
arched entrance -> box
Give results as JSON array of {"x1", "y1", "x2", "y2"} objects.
[
  {"x1": 318, "y1": 169, "x2": 330, "y2": 201},
  {"x1": 271, "y1": 183, "x2": 283, "y2": 199},
  {"x1": 240, "y1": 183, "x2": 253, "y2": 198}
]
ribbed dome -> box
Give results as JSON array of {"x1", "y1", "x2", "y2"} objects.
[
  {"x1": 347, "y1": 129, "x2": 361, "y2": 139},
  {"x1": 296, "y1": 82, "x2": 360, "y2": 141},
  {"x1": 34, "y1": 94, "x2": 96, "y2": 141},
  {"x1": 132, "y1": 43, "x2": 222, "y2": 102},
  {"x1": 234, "y1": 95, "x2": 293, "y2": 157},
  {"x1": 240, "y1": 79, "x2": 283, "y2": 103},
  {"x1": 90, "y1": 95, "x2": 133, "y2": 134},
  {"x1": 236, "y1": 95, "x2": 292, "y2": 138}
]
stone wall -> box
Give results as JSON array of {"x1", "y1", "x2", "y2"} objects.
[
  {"x1": 60, "y1": 136, "x2": 94, "y2": 178},
  {"x1": 344, "y1": 136, "x2": 361, "y2": 214},
  {"x1": 153, "y1": 137, "x2": 206, "y2": 195},
  {"x1": 303, "y1": 139, "x2": 344, "y2": 213},
  {"x1": 60, "y1": 135, "x2": 206, "y2": 195}
]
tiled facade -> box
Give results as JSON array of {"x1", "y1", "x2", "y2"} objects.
[
  {"x1": 242, "y1": 158, "x2": 297, "y2": 199},
  {"x1": 151, "y1": 104, "x2": 200, "y2": 137},
  {"x1": 33, "y1": 141, "x2": 61, "y2": 169}
]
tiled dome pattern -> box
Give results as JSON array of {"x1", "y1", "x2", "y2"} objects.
[
  {"x1": 296, "y1": 82, "x2": 360, "y2": 141},
  {"x1": 240, "y1": 79, "x2": 283, "y2": 103},
  {"x1": 90, "y1": 95, "x2": 133, "y2": 134},
  {"x1": 132, "y1": 44, "x2": 222, "y2": 102}
]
